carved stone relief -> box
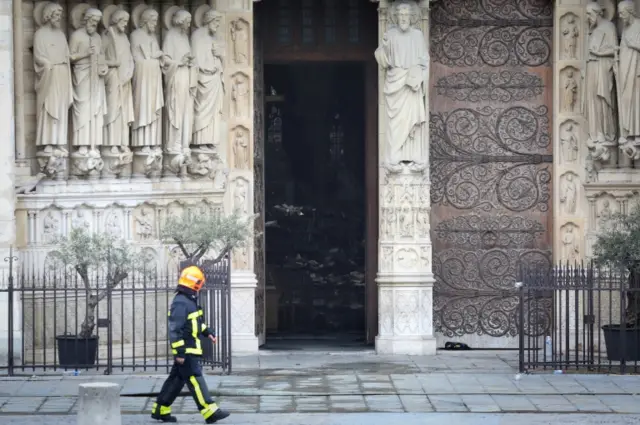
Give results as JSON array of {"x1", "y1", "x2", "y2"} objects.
[
  {"x1": 71, "y1": 207, "x2": 92, "y2": 232},
  {"x1": 141, "y1": 247, "x2": 159, "y2": 277},
  {"x1": 583, "y1": 2, "x2": 618, "y2": 167},
  {"x1": 134, "y1": 206, "x2": 155, "y2": 241},
  {"x1": 42, "y1": 210, "x2": 61, "y2": 244},
  {"x1": 232, "y1": 246, "x2": 249, "y2": 269},
  {"x1": 233, "y1": 178, "x2": 249, "y2": 214},
  {"x1": 32, "y1": 1, "x2": 73, "y2": 179},
  {"x1": 232, "y1": 73, "x2": 250, "y2": 119},
  {"x1": 232, "y1": 126, "x2": 250, "y2": 169},
  {"x1": 104, "y1": 208, "x2": 124, "y2": 237},
  {"x1": 618, "y1": 1, "x2": 640, "y2": 160},
  {"x1": 69, "y1": 4, "x2": 108, "y2": 178},
  {"x1": 561, "y1": 12, "x2": 579, "y2": 59},
  {"x1": 560, "y1": 120, "x2": 579, "y2": 163},
  {"x1": 560, "y1": 222, "x2": 580, "y2": 263},
  {"x1": 374, "y1": 1, "x2": 429, "y2": 165},
  {"x1": 230, "y1": 18, "x2": 250, "y2": 65},
  {"x1": 560, "y1": 172, "x2": 578, "y2": 215},
  {"x1": 561, "y1": 66, "x2": 579, "y2": 114}
]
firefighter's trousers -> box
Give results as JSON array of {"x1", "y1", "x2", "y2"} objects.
[{"x1": 153, "y1": 355, "x2": 219, "y2": 420}]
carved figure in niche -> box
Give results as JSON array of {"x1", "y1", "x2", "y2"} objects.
[
  {"x1": 230, "y1": 19, "x2": 249, "y2": 65},
  {"x1": 374, "y1": 1, "x2": 429, "y2": 165},
  {"x1": 135, "y1": 207, "x2": 154, "y2": 241},
  {"x1": 563, "y1": 69, "x2": 578, "y2": 113},
  {"x1": 562, "y1": 14, "x2": 579, "y2": 59},
  {"x1": 617, "y1": 1, "x2": 640, "y2": 159},
  {"x1": 130, "y1": 6, "x2": 164, "y2": 149},
  {"x1": 560, "y1": 122, "x2": 579, "y2": 162},
  {"x1": 584, "y1": 2, "x2": 618, "y2": 163},
  {"x1": 560, "y1": 173, "x2": 578, "y2": 215},
  {"x1": 598, "y1": 199, "x2": 613, "y2": 230},
  {"x1": 72, "y1": 209, "x2": 91, "y2": 230},
  {"x1": 233, "y1": 128, "x2": 249, "y2": 168},
  {"x1": 101, "y1": 6, "x2": 134, "y2": 158},
  {"x1": 585, "y1": 156, "x2": 599, "y2": 183},
  {"x1": 234, "y1": 179, "x2": 248, "y2": 213},
  {"x1": 105, "y1": 212, "x2": 121, "y2": 237},
  {"x1": 191, "y1": 6, "x2": 226, "y2": 150},
  {"x1": 232, "y1": 75, "x2": 249, "y2": 118},
  {"x1": 43, "y1": 211, "x2": 59, "y2": 243},
  {"x1": 561, "y1": 225, "x2": 580, "y2": 263},
  {"x1": 69, "y1": 4, "x2": 108, "y2": 176},
  {"x1": 162, "y1": 6, "x2": 197, "y2": 170},
  {"x1": 33, "y1": 2, "x2": 73, "y2": 177},
  {"x1": 399, "y1": 206, "x2": 413, "y2": 237}
]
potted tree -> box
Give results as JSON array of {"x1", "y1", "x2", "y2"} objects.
[
  {"x1": 161, "y1": 210, "x2": 254, "y2": 264},
  {"x1": 592, "y1": 203, "x2": 640, "y2": 361},
  {"x1": 50, "y1": 227, "x2": 135, "y2": 367}
]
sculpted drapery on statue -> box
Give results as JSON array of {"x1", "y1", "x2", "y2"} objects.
[
  {"x1": 101, "y1": 6, "x2": 134, "y2": 149},
  {"x1": 618, "y1": 1, "x2": 640, "y2": 159},
  {"x1": 69, "y1": 4, "x2": 108, "y2": 177},
  {"x1": 130, "y1": 5, "x2": 164, "y2": 149},
  {"x1": 374, "y1": 0, "x2": 429, "y2": 166},
  {"x1": 162, "y1": 6, "x2": 197, "y2": 175},
  {"x1": 191, "y1": 6, "x2": 226, "y2": 149},
  {"x1": 584, "y1": 2, "x2": 618, "y2": 165},
  {"x1": 33, "y1": 2, "x2": 73, "y2": 178}
]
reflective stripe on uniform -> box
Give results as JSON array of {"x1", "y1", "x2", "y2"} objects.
[
  {"x1": 189, "y1": 376, "x2": 218, "y2": 419},
  {"x1": 152, "y1": 402, "x2": 171, "y2": 416},
  {"x1": 171, "y1": 340, "x2": 185, "y2": 348},
  {"x1": 201, "y1": 323, "x2": 207, "y2": 332},
  {"x1": 187, "y1": 310, "x2": 204, "y2": 319}
]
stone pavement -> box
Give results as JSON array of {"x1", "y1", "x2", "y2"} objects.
[
  {"x1": 1, "y1": 351, "x2": 640, "y2": 416},
  {"x1": 4, "y1": 413, "x2": 640, "y2": 425}
]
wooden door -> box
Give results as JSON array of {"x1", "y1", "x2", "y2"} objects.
[{"x1": 429, "y1": 0, "x2": 554, "y2": 347}]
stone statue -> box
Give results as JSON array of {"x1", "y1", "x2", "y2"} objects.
[
  {"x1": 162, "y1": 6, "x2": 197, "y2": 176},
  {"x1": 232, "y1": 75, "x2": 249, "y2": 118},
  {"x1": 563, "y1": 69, "x2": 578, "y2": 112},
  {"x1": 130, "y1": 5, "x2": 164, "y2": 178},
  {"x1": 562, "y1": 14, "x2": 579, "y2": 59},
  {"x1": 560, "y1": 173, "x2": 578, "y2": 214},
  {"x1": 233, "y1": 128, "x2": 249, "y2": 169},
  {"x1": 191, "y1": 5, "x2": 225, "y2": 152},
  {"x1": 101, "y1": 5, "x2": 135, "y2": 177},
  {"x1": 617, "y1": 1, "x2": 640, "y2": 160},
  {"x1": 374, "y1": 1, "x2": 429, "y2": 165},
  {"x1": 584, "y1": 2, "x2": 618, "y2": 165},
  {"x1": 33, "y1": 2, "x2": 73, "y2": 178},
  {"x1": 69, "y1": 4, "x2": 108, "y2": 178},
  {"x1": 230, "y1": 19, "x2": 249, "y2": 65},
  {"x1": 598, "y1": 199, "x2": 613, "y2": 230},
  {"x1": 562, "y1": 225, "x2": 579, "y2": 263},
  {"x1": 560, "y1": 122, "x2": 579, "y2": 162},
  {"x1": 234, "y1": 179, "x2": 248, "y2": 213}
]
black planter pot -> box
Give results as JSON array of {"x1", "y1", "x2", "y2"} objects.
[
  {"x1": 602, "y1": 324, "x2": 640, "y2": 362},
  {"x1": 56, "y1": 335, "x2": 99, "y2": 368}
]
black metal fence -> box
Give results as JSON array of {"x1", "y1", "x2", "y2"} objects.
[
  {"x1": 0, "y1": 251, "x2": 231, "y2": 376},
  {"x1": 518, "y1": 264, "x2": 640, "y2": 374}
]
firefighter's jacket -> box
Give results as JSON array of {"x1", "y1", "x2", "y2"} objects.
[{"x1": 168, "y1": 288, "x2": 214, "y2": 357}]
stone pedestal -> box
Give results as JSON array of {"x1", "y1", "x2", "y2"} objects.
[
  {"x1": 229, "y1": 270, "x2": 259, "y2": 353},
  {"x1": 77, "y1": 382, "x2": 121, "y2": 425},
  {"x1": 375, "y1": 163, "x2": 436, "y2": 355}
]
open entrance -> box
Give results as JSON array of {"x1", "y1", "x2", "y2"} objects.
[{"x1": 261, "y1": 62, "x2": 367, "y2": 348}]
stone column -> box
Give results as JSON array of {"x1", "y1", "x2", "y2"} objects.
[
  {"x1": 222, "y1": 0, "x2": 258, "y2": 354},
  {"x1": 0, "y1": 0, "x2": 18, "y2": 367},
  {"x1": 374, "y1": 0, "x2": 436, "y2": 355}
]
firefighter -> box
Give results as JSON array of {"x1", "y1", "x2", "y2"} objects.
[{"x1": 151, "y1": 265, "x2": 230, "y2": 423}]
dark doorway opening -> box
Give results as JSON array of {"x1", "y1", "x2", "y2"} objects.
[{"x1": 262, "y1": 62, "x2": 367, "y2": 347}]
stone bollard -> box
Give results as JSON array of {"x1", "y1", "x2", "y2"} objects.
[{"x1": 77, "y1": 382, "x2": 122, "y2": 425}]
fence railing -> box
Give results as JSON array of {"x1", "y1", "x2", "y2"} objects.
[
  {"x1": 518, "y1": 264, "x2": 640, "y2": 374},
  {"x1": 0, "y1": 252, "x2": 231, "y2": 376}
]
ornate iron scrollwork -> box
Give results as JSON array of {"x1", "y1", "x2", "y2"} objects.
[{"x1": 430, "y1": 0, "x2": 553, "y2": 341}]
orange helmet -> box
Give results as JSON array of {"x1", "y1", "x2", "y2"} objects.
[{"x1": 178, "y1": 266, "x2": 205, "y2": 292}]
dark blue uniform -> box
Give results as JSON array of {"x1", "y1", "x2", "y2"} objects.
[{"x1": 152, "y1": 286, "x2": 229, "y2": 423}]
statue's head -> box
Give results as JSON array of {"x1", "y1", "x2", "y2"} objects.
[
  {"x1": 204, "y1": 10, "x2": 222, "y2": 33},
  {"x1": 141, "y1": 8, "x2": 159, "y2": 32},
  {"x1": 83, "y1": 8, "x2": 102, "y2": 34},
  {"x1": 43, "y1": 3, "x2": 63, "y2": 28},
  {"x1": 173, "y1": 9, "x2": 192, "y2": 31},
  {"x1": 619, "y1": 1, "x2": 637, "y2": 25},
  {"x1": 586, "y1": 2, "x2": 604, "y2": 27},
  {"x1": 111, "y1": 9, "x2": 130, "y2": 32},
  {"x1": 391, "y1": 1, "x2": 419, "y2": 32}
]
